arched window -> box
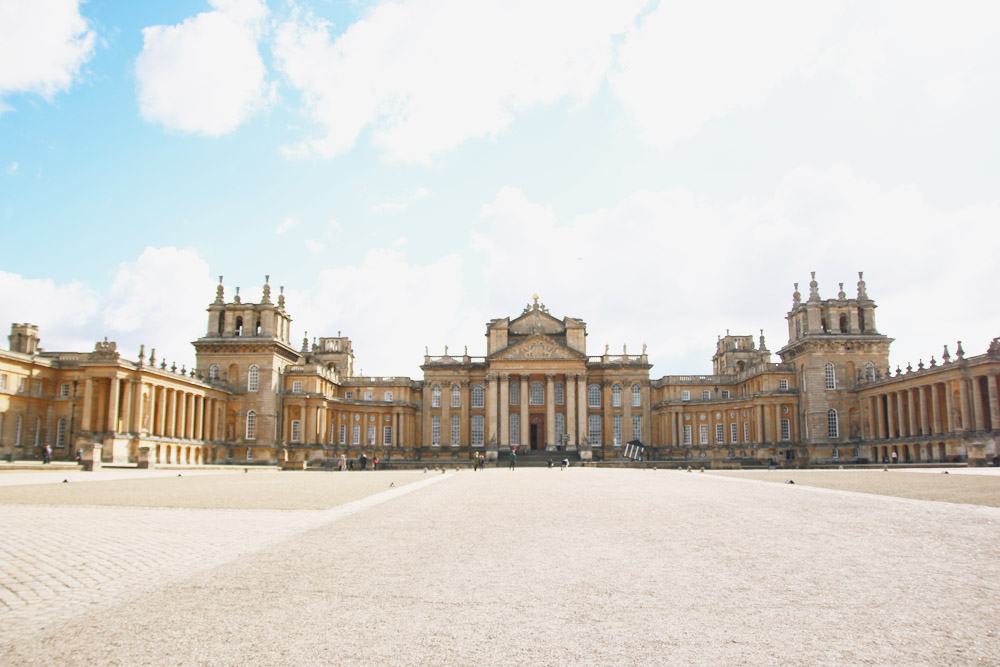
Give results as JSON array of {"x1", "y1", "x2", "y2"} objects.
[
  {"x1": 827, "y1": 409, "x2": 839, "y2": 439},
  {"x1": 509, "y1": 381, "x2": 520, "y2": 406},
  {"x1": 431, "y1": 385, "x2": 441, "y2": 408},
  {"x1": 554, "y1": 382, "x2": 564, "y2": 406},
  {"x1": 588, "y1": 384, "x2": 601, "y2": 408},
  {"x1": 529, "y1": 382, "x2": 544, "y2": 405},
  {"x1": 235, "y1": 316, "x2": 243, "y2": 336},
  {"x1": 612, "y1": 384, "x2": 622, "y2": 407},
  {"x1": 632, "y1": 383, "x2": 641, "y2": 407},
  {"x1": 246, "y1": 411, "x2": 257, "y2": 440},
  {"x1": 247, "y1": 365, "x2": 259, "y2": 392},
  {"x1": 839, "y1": 314, "x2": 848, "y2": 333},
  {"x1": 255, "y1": 319, "x2": 261, "y2": 335},
  {"x1": 209, "y1": 365, "x2": 219, "y2": 381},
  {"x1": 864, "y1": 362, "x2": 875, "y2": 382},
  {"x1": 825, "y1": 363, "x2": 836, "y2": 390},
  {"x1": 471, "y1": 384, "x2": 485, "y2": 408},
  {"x1": 451, "y1": 384, "x2": 461, "y2": 408}
]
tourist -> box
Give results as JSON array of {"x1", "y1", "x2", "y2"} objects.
[
  {"x1": 561, "y1": 458, "x2": 569, "y2": 470},
  {"x1": 42, "y1": 445, "x2": 51, "y2": 464},
  {"x1": 509, "y1": 448, "x2": 516, "y2": 470},
  {"x1": 339, "y1": 454, "x2": 347, "y2": 471},
  {"x1": 359, "y1": 453, "x2": 368, "y2": 471},
  {"x1": 373, "y1": 455, "x2": 379, "y2": 470}
]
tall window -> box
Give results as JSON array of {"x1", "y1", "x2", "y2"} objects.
[
  {"x1": 529, "y1": 382, "x2": 544, "y2": 405},
  {"x1": 555, "y1": 382, "x2": 564, "y2": 406},
  {"x1": 290, "y1": 418, "x2": 301, "y2": 443},
  {"x1": 509, "y1": 381, "x2": 520, "y2": 406},
  {"x1": 683, "y1": 424, "x2": 692, "y2": 445},
  {"x1": 60, "y1": 384, "x2": 70, "y2": 398},
  {"x1": 715, "y1": 424, "x2": 724, "y2": 444},
  {"x1": 431, "y1": 416, "x2": 441, "y2": 446},
  {"x1": 781, "y1": 418, "x2": 791, "y2": 441},
  {"x1": 701, "y1": 390, "x2": 711, "y2": 400},
  {"x1": 632, "y1": 384, "x2": 641, "y2": 407},
  {"x1": 15, "y1": 415, "x2": 22, "y2": 446},
  {"x1": 209, "y1": 365, "x2": 219, "y2": 381},
  {"x1": 828, "y1": 409, "x2": 839, "y2": 438},
  {"x1": 247, "y1": 365, "x2": 259, "y2": 392},
  {"x1": 339, "y1": 424, "x2": 346, "y2": 445},
  {"x1": 246, "y1": 411, "x2": 257, "y2": 440},
  {"x1": 471, "y1": 415, "x2": 484, "y2": 446},
  {"x1": 352, "y1": 424, "x2": 360, "y2": 445},
  {"x1": 699, "y1": 424, "x2": 709, "y2": 445},
  {"x1": 364, "y1": 391, "x2": 373, "y2": 401},
  {"x1": 471, "y1": 385, "x2": 484, "y2": 408},
  {"x1": 588, "y1": 384, "x2": 601, "y2": 408},
  {"x1": 730, "y1": 422, "x2": 738, "y2": 444},
  {"x1": 329, "y1": 424, "x2": 335, "y2": 444},
  {"x1": 451, "y1": 385, "x2": 461, "y2": 408},
  {"x1": 865, "y1": 362, "x2": 875, "y2": 382},
  {"x1": 367, "y1": 425, "x2": 375, "y2": 445},
  {"x1": 825, "y1": 363, "x2": 836, "y2": 390},
  {"x1": 431, "y1": 385, "x2": 441, "y2": 407},
  {"x1": 292, "y1": 381, "x2": 302, "y2": 393},
  {"x1": 510, "y1": 413, "x2": 520, "y2": 446},
  {"x1": 633, "y1": 415, "x2": 642, "y2": 442},
  {"x1": 613, "y1": 414, "x2": 622, "y2": 445},
  {"x1": 384, "y1": 391, "x2": 393, "y2": 402},
  {"x1": 681, "y1": 390, "x2": 690, "y2": 401},
  {"x1": 612, "y1": 384, "x2": 622, "y2": 407},
  {"x1": 33, "y1": 417, "x2": 40, "y2": 446},
  {"x1": 451, "y1": 415, "x2": 460, "y2": 446},
  {"x1": 56, "y1": 418, "x2": 67, "y2": 447},
  {"x1": 721, "y1": 390, "x2": 730, "y2": 399},
  {"x1": 383, "y1": 425, "x2": 392, "y2": 446},
  {"x1": 743, "y1": 422, "x2": 749, "y2": 443},
  {"x1": 588, "y1": 414, "x2": 601, "y2": 445},
  {"x1": 555, "y1": 414, "x2": 565, "y2": 442}
]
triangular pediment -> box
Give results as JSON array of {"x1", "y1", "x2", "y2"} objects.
[
  {"x1": 509, "y1": 308, "x2": 565, "y2": 335},
  {"x1": 491, "y1": 333, "x2": 585, "y2": 361}
]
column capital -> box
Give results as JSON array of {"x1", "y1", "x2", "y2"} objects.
[
  {"x1": 500, "y1": 373, "x2": 510, "y2": 382},
  {"x1": 545, "y1": 373, "x2": 556, "y2": 381},
  {"x1": 460, "y1": 379, "x2": 470, "y2": 387},
  {"x1": 519, "y1": 373, "x2": 531, "y2": 381}
]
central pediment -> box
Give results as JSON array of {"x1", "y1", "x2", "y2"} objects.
[
  {"x1": 509, "y1": 308, "x2": 564, "y2": 335},
  {"x1": 490, "y1": 333, "x2": 586, "y2": 361}
]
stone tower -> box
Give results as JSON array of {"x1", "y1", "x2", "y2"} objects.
[
  {"x1": 8, "y1": 323, "x2": 40, "y2": 355},
  {"x1": 193, "y1": 276, "x2": 302, "y2": 455},
  {"x1": 777, "y1": 272, "x2": 893, "y2": 455}
]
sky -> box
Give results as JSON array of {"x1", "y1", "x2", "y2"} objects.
[{"x1": 0, "y1": 0, "x2": 998, "y2": 380}]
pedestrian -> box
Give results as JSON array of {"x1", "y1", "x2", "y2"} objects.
[
  {"x1": 891, "y1": 450, "x2": 898, "y2": 464},
  {"x1": 339, "y1": 454, "x2": 347, "y2": 471},
  {"x1": 373, "y1": 455, "x2": 379, "y2": 471},
  {"x1": 360, "y1": 453, "x2": 368, "y2": 471},
  {"x1": 561, "y1": 458, "x2": 569, "y2": 470},
  {"x1": 43, "y1": 445, "x2": 52, "y2": 464},
  {"x1": 480, "y1": 453, "x2": 486, "y2": 470},
  {"x1": 509, "y1": 448, "x2": 517, "y2": 470},
  {"x1": 76, "y1": 448, "x2": 82, "y2": 464},
  {"x1": 547, "y1": 458, "x2": 553, "y2": 469},
  {"x1": 473, "y1": 456, "x2": 479, "y2": 472}
]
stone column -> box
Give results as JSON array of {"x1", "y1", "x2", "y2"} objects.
[
  {"x1": 158, "y1": 387, "x2": 168, "y2": 437},
  {"x1": 305, "y1": 401, "x2": 315, "y2": 445},
  {"x1": 918, "y1": 386, "x2": 929, "y2": 436},
  {"x1": 499, "y1": 373, "x2": 510, "y2": 450},
  {"x1": 180, "y1": 392, "x2": 190, "y2": 440},
  {"x1": 119, "y1": 380, "x2": 133, "y2": 434},
  {"x1": 195, "y1": 396, "x2": 205, "y2": 441},
  {"x1": 602, "y1": 381, "x2": 612, "y2": 446},
  {"x1": 520, "y1": 375, "x2": 529, "y2": 448},
  {"x1": 931, "y1": 384, "x2": 942, "y2": 435},
  {"x1": 460, "y1": 381, "x2": 470, "y2": 447},
  {"x1": 907, "y1": 389, "x2": 918, "y2": 437},
  {"x1": 545, "y1": 374, "x2": 555, "y2": 450},
  {"x1": 671, "y1": 412, "x2": 679, "y2": 448},
  {"x1": 81, "y1": 377, "x2": 94, "y2": 432},
  {"x1": 756, "y1": 405, "x2": 764, "y2": 443},
  {"x1": 566, "y1": 373, "x2": 577, "y2": 448},
  {"x1": 970, "y1": 375, "x2": 985, "y2": 431},
  {"x1": 957, "y1": 378, "x2": 969, "y2": 433},
  {"x1": 577, "y1": 375, "x2": 587, "y2": 447},
  {"x1": 421, "y1": 383, "x2": 431, "y2": 447},
  {"x1": 886, "y1": 392, "x2": 896, "y2": 438},
  {"x1": 988, "y1": 375, "x2": 1000, "y2": 432},
  {"x1": 107, "y1": 376, "x2": 121, "y2": 433},
  {"x1": 641, "y1": 383, "x2": 651, "y2": 446},
  {"x1": 486, "y1": 374, "x2": 498, "y2": 447},
  {"x1": 623, "y1": 381, "x2": 633, "y2": 443},
  {"x1": 146, "y1": 384, "x2": 156, "y2": 436}
]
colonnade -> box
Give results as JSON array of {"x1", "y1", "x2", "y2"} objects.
[
  {"x1": 282, "y1": 399, "x2": 419, "y2": 450},
  {"x1": 655, "y1": 401, "x2": 794, "y2": 449},
  {"x1": 864, "y1": 372, "x2": 999, "y2": 440}
]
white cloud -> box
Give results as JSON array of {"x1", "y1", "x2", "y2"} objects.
[
  {"x1": 0, "y1": 0, "x2": 96, "y2": 113},
  {"x1": 471, "y1": 167, "x2": 1000, "y2": 375},
  {"x1": 305, "y1": 239, "x2": 324, "y2": 254},
  {"x1": 275, "y1": 216, "x2": 298, "y2": 234},
  {"x1": 135, "y1": 0, "x2": 269, "y2": 136},
  {"x1": 272, "y1": 0, "x2": 646, "y2": 161},
  {"x1": 5, "y1": 161, "x2": 17, "y2": 175}
]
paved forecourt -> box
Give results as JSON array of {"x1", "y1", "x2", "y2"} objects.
[{"x1": 2, "y1": 468, "x2": 1000, "y2": 666}]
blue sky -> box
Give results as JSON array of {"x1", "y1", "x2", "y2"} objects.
[{"x1": 1, "y1": 0, "x2": 998, "y2": 378}]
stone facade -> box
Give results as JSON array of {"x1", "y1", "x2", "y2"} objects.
[{"x1": 1, "y1": 273, "x2": 997, "y2": 467}]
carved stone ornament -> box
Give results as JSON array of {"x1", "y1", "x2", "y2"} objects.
[
  {"x1": 90, "y1": 337, "x2": 120, "y2": 361},
  {"x1": 493, "y1": 335, "x2": 579, "y2": 361}
]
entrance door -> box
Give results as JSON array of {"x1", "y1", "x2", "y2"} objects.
[{"x1": 529, "y1": 414, "x2": 545, "y2": 450}]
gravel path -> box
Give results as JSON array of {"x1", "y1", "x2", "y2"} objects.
[{"x1": 2, "y1": 468, "x2": 999, "y2": 665}]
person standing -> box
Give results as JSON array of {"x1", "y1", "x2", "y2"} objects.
[
  {"x1": 42, "y1": 445, "x2": 51, "y2": 464},
  {"x1": 373, "y1": 455, "x2": 379, "y2": 471},
  {"x1": 509, "y1": 448, "x2": 517, "y2": 470}
]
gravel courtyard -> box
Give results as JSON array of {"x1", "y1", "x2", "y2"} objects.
[{"x1": 1, "y1": 467, "x2": 999, "y2": 666}]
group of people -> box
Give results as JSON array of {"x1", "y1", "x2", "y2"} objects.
[{"x1": 336, "y1": 453, "x2": 379, "y2": 471}]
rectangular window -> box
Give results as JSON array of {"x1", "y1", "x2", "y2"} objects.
[
  {"x1": 781, "y1": 418, "x2": 791, "y2": 441},
  {"x1": 702, "y1": 390, "x2": 711, "y2": 401},
  {"x1": 367, "y1": 425, "x2": 375, "y2": 445},
  {"x1": 556, "y1": 413, "x2": 565, "y2": 442},
  {"x1": 451, "y1": 386, "x2": 460, "y2": 408},
  {"x1": 364, "y1": 391, "x2": 373, "y2": 401},
  {"x1": 329, "y1": 424, "x2": 335, "y2": 444},
  {"x1": 730, "y1": 423, "x2": 738, "y2": 444},
  {"x1": 721, "y1": 390, "x2": 730, "y2": 399},
  {"x1": 832, "y1": 448, "x2": 840, "y2": 459},
  {"x1": 699, "y1": 424, "x2": 709, "y2": 445},
  {"x1": 472, "y1": 385, "x2": 484, "y2": 408},
  {"x1": 352, "y1": 424, "x2": 360, "y2": 445},
  {"x1": 828, "y1": 411, "x2": 839, "y2": 439},
  {"x1": 292, "y1": 381, "x2": 302, "y2": 393},
  {"x1": 681, "y1": 390, "x2": 690, "y2": 401},
  {"x1": 33, "y1": 417, "x2": 39, "y2": 446},
  {"x1": 246, "y1": 447, "x2": 253, "y2": 460},
  {"x1": 588, "y1": 384, "x2": 600, "y2": 408},
  {"x1": 715, "y1": 423, "x2": 724, "y2": 444},
  {"x1": 779, "y1": 379, "x2": 789, "y2": 390},
  {"x1": 510, "y1": 413, "x2": 520, "y2": 446},
  {"x1": 529, "y1": 382, "x2": 543, "y2": 405},
  {"x1": 56, "y1": 419, "x2": 67, "y2": 447},
  {"x1": 555, "y1": 382, "x2": 564, "y2": 406},
  {"x1": 60, "y1": 383, "x2": 70, "y2": 398},
  {"x1": 743, "y1": 422, "x2": 749, "y2": 443},
  {"x1": 632, "y1": 385, "x2": 641, "y2": 407},
  {"x1": 613, "y1": 414, "x2": 622, "y2": 445},
  {"x1": 0, "y1": 374, "x2": 6, "y2": 390},
  {"x1": 384, "y1": 391, "x2": 393, "y2": 402},
  {"x1": 383, "y1": 425, "x2": 392, "y2": 446},
  {"x1": 339, "y1": 424, "x2": 346, "y2": 445},
  {"x1": 682, "y1": 424, "x2": 692, "y2": 446},
  {"x1": 451, "y1": 415, "x2": 460, "y2": 446},
  {"x1": 509, "y1": 382, "x2": 519, "y2": 406},
  {"x1": 633, "y1": 415, "x2": 642, "y2": 442},
  {"x1": 588, "y1": 414, "x2": 601, "y2": 446},
  {"x1": 825, "y1": 364, "x2": 837, "y2": 390},
  {"x1": 290, "y1": 419, "x2": 301, "y2": 443},
  {"x1": 18, "y1": 378, "x2": 25, "y2": 393},
  {"x1": 431, "y1": 416, "x2": 441, "y2": 446},
  {"x1": 471, "y1": 415, "x2": 484, "y2": 446},
  {"x1": 226, "y1": 448, "x2": 233, "y2": 460},
  {"x1": 345, "y1": 391, "x2": 353, "y2": 399}
]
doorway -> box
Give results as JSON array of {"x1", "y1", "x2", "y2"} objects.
[{"x1": 529, "y1": 414, "x2": 545, "y2": 450}]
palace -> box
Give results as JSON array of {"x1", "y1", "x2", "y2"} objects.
[{"x1": 2, "y1": 273, "x2": 998, "y2": 468}]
